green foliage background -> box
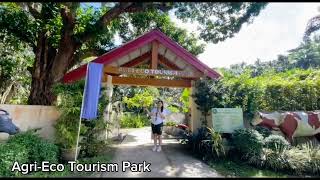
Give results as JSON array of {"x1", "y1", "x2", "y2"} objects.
[{"x1": 222, "y1": 69, "x2": 320, "y2": 117}]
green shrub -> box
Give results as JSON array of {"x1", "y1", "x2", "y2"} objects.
[
  {"x1": 54, "y1": 113, "x2": 79, "y2": 149},
  {"x1": 164, "y1": 121, "x2": 177, "y2": 126},
  {"x1": 285, "y1": 142, "x2": 320, "y2": 176},
  {"x1": 254, "y1": 126, "x2": 272, "y2": 138},
  {"x1": 7, "y1": 130, "x2": 59, "y2": 163},
  {"x1": 120, "y1": 113, "x2": 149, "y2": 128},
  {"x1": 200, "y1": 128, "x2": 225, "y2": 161},
  {"x1": 53, "y1": 82, "x2": 85, "y2": 149},
  {"x1": 36, "y1": 141, "x2": 60, "y2": 163},
  {"x1": 0, "y1": 131, "x2": 59, "y2": 177},
  {"x1": 263, "y1": 142, "x2": 320, "y2": 176},
  {"x1": 264, "y1": 148, "x2": 289, "y2": 172},
  {"x1": 303, "y1": 142, "x2": 320, "y2": 175},
  {"x1": 185, "y1": 127, "x2": 210, "y2": 156},
  {"x1": 286, "y1": 146, "x2": 311, "y2": 175},
  {"x1": 167, "y1": 105, "x2": 180, "y2": 113},
  {"x1": 7, "y1": 130, "x2": 42, "y2": 162},
  {"x1": 221, "y1": 69, "x2": 320, "y2": 116},
  {"x1": 54, "y1": 81, "x2": 110, "y2": 160},
  {"x1": 264, "y1": 135, "x2": 290, "y2": 152},
  {"x1": 232, "y1": 129, "x2": 264, "y2": 160},
  {"x1": 78, "y1": 119, "x2": 110, "y2": 158},
  {"x1": 0, "y1": 143, "x2": 28, "y2": 177},
  {"x1": 80, "y1": 139, "x2": 109, "y2": 158}
]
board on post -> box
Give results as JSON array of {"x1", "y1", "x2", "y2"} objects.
[{"x1": 211, "y1": 108, "x2": 244, "y2": 134}]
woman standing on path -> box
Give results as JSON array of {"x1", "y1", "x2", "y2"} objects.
[{"x1": 144, "y1": 100, "x2": 169, "y2": 152}]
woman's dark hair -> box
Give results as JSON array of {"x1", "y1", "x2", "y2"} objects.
[{"x1": 158, "y1": 100, "x2": 164, "y2": 112}]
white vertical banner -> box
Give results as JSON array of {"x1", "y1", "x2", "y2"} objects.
[{"x1": 104, "y1": 75, "x2": 113, "y2": 140}]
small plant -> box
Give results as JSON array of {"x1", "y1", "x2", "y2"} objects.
[
  {"x1": 288, "y1": 142, "x2": 320, "y2": 175},
  {"x1": 231, "y1": 128, "x2": 264, "y2": 160},
  {"x1": 54, "y1": 113, "x2": 79, "y2": 149},
  {"x1": 254, "y1": 126, "x2": 272, "y2": 138},
  {"x1": 80, "y1": 119, "x2": 111, "y2": 158},
  {"x1": 264, "y1": 146, "x2": 289, "y2": 172},
  {"x1": 208, "y1": 127, "x2": 225, "y2": 158},
  {"x1": 185, "y1": 127, "x2": 210, "y2": 156},
  {"x1": 264, "y1": 134, "x2": 290, "y2": 152},
  {"x1": 200, "y1": 127, "x2": 225, "y2": 161},
  {"x1": 286, "y1": 146, "x2": 310, "y2": 175},
  {"x1": 303, "y1": 142, "x2": 320, "y2": 175},
  {"x1": 80, "y1": 139, "x2": 109, "y2": 157}
]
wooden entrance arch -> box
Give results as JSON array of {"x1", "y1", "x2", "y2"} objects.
[{"x1": 63, "y1": 29, "x2": 221, "y2": 133}]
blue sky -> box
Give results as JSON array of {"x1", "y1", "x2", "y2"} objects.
[{"x1": 82, "y1": 3, "x2": 320, "y2": 68}]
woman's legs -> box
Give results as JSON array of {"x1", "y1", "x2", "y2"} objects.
[
  {"x1": 153, "y1": 134, "x2": 157, "y2": 146},
  {"x1": 158, "y1": 134, "x2": 162, "y2": 146},
  {"x1": 152, "y1": 134, "x2": 158, "y2": 151},
  {"x1": 151, "y1": 124, "x2": 157, "y2": 151},
  {"x1": 151, "y1": 123, "x2": 163, "y2": 152},
  {"x1": 156, "y1": 134, "x2": 162, "y2": 152},
  {"x1": 156, "y1": 123, "x2": 163, "y2": 152}
]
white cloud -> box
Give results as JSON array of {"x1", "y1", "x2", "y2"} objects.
[{"x1": 170, "y1": 3, "x2": 320, "y2": 68}]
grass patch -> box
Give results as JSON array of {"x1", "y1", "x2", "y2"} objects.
[{"x1": 208, "y1": 160, "x2": 289, "y2": 178}]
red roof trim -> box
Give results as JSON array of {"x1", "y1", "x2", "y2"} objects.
[
  {"x1": 63, "y1": 31, "x2": 157, "y2": 83},
  {"x1": 63, "y1": 29, "x2": 221, "y2": 83},
  {"x1": 153, "y1": 30, "x2": 220, "y2": 79}
]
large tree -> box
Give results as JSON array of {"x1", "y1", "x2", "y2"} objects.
[
  {"x1": 0, "y1": 2, "x2": 267, "y2": 105},
  {"x1": 0, "y1": 32, "x2": 33, "y2": 104},
  {"x1": 304, "y1": 13, "x2": 320, "y2": 43}
]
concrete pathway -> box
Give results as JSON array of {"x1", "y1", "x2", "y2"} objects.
[{"x1": 99, "y1": 127, "x2": 222, "y2": 178}]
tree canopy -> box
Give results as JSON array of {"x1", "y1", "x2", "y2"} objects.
[
  {"x1": 0, "y1": 2, "x2": 267, "y2": 105},
  {"x1": 0, "y1": 32, "x2": 33, "y2": 104}
]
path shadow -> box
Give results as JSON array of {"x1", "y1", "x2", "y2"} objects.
[{"x1": 121, "y1": 134, "x2": 138, "y2": 143}]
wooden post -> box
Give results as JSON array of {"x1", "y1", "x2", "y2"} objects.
[
  {"x1": 151, "y1": 41, "x2": 158, "y2": 69},
  {"x1": 189, "y1": 80, "x2": 202, "y2": 133},
  {"x1": 104, "y1": 75, "x2": 113, "y2": 140}
]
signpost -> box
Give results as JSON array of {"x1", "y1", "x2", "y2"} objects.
[{"x1": 212, "y1": 108, "x2": 244, "y2": 133}]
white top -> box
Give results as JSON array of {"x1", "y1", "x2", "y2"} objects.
[{"x1": 150, "y1": 108, "x2": 170, "y2": 125}]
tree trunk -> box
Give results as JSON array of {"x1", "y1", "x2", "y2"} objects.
[
  {"x1": 27, "y1": 32, "x2": 78, "y2": 105},
  {"x1": 1, "y1": 82, "x2": 14, "y2": 104},
  {"x1": 28, "y1": 32, "x2": 55, "y2": 105},
  {"x1": 28, "y1": 71, "x2": 56, "y2": 105}
]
